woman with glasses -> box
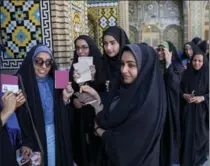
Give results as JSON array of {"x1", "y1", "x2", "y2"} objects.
[
  {"x1": 16, "y1": 45, "x2": 74, "y2": 166},
  {"x1": 65, "y1": 35, "x2": 106, "y2": 166}
]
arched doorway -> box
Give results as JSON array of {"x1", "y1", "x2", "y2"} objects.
[
  {"x1": 129, "y1": 26, "x2": 138, "y2": 43},
  {"x1": 142, "y1": 24, "x2": 160, "y2": 47},
  {"x1": 164, "y1": 25, "x2": 183, "y2": 50},
  {"x1": 88, "y1": 14, "x2": 97, "y2": 43}
]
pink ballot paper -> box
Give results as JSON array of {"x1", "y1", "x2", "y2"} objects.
[
  {"x1": 0, "y1": 74, "x2": 19, "y2": 93},
  {"x1": 55, "y1": 70, "x2": 69, "y2": 89}
]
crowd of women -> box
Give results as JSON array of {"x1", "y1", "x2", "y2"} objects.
[{"x1": 0, "y1": 25, "x2": 209, "y2": 166}]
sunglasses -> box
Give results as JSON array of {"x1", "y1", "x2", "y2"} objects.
[
  {"x1": 34, "y1": 58, "x2": 53, "y2": 68},
  {"x1": 157, "y1": 48, "x2": 164, "y2": 52}
]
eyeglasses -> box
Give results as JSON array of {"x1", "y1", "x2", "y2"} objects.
[
  {"x1": 34, "y1": 58, "x2": 53, "y2": 68},
  {"x1": 75, "y1": 46, "x2": 89, "y2": 51}
]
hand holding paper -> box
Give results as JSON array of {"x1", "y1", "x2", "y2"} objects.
[
  {"x1": 16, "y1": 148, "x2": 41, "y2": 166},
  {"x1": 1, "y1": 91, "x2": 17, "y2": 114},
  {"x1": 79, "y1": 85, "x2": 101, "y2": 104},
  {"x1": 0, "y1": 74, "x2": 19, "y2": 93},
  {"x1": 73, "y1": 61, "x2": 92, "y2": 83},
  {"x1": 62, "y1": 82, "x2": 74, "y2": 103},
  {"x1": 15, "y1": 90, "x2": 26, "y2": 108},
  {"x1": 74, "y1": 92, "x2": 97, "y2": 105},
  {"x1": 79, "y1": 85, "x2": 103, "y2": 113}
]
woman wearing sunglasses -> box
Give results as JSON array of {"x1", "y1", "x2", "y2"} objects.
[{"x1": 16, "y1": 45, "x2": 74, "y2": 166}]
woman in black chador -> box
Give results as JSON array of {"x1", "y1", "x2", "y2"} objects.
[
  {"x1": 180, "y1": 51, "x2": 209, "y2": 166},
  {"x1": 79, "y1": 43, "x2": 167, "y2": 166}
]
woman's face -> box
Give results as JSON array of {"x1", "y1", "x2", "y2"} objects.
[
  {"x1": 33, "y1": 52, "x2": 53, "y2": 78},
  {"x1": 156, "y1": 46, "x2": 165, "y2": 60},
  {"x1": 192, "y1": 54, "x2": 204, "y2": 70},
  {"x1": 103, "y1": 35, "x2": 120, "y2": 57},
  {"x1": 121, "y1": 50, "x2": 138, "y2": 84},
  {"x1": 184, "y1": 45, "x2": 193, "y2": 58},
  {"x1": 75, "y1": 39, "x2": 90, "y2": 57}
]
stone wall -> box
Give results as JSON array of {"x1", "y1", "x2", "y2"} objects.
[{"x1": 50, "y1": 1, "x2": 88, "y2": 69}]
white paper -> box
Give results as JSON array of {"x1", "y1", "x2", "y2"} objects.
[
  {"x1": 2, "y1": 84, "x2": 19, "y2": 93},
  {"x1": 73, "y1": 62, "x2": 92, "y2": 83},
  {"x1": 78, "y1": 57, "x2": 93, "y2": 66}
]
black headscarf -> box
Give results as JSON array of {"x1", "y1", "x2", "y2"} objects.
[
  {"x1": 198, "y1": 40, "x2": 209, "y2": 61},
  {"x1": 180, "y1": 51, "x2": 209, "y2": 166},
  {"x1": 191, "y1": 37, "x2": 202, "y2": 45},
  {"x1": 159, "y1": 41, "x2": 184, "y2": 165},
  {"x1": 183, "y1": 42, "x2": 200, "y2": 59},
  {"x1": 16, "y1": 45, "x2": 73, "y2": 166},
  {"x1": 69, "y1": 35, "x2": 105, "y2": 92},
  {"x1": 102, "y1": 26, "x2": 130, "y2": 82},
  {"x1": 101, "y1": 26, "x2": 130, "y2": 107},
  {"x1": 69, "y1": 36, "x2": 106, "y2": 166},
  {"x1": 96, "y1": 44, "x2": 166, "y2": 166}
]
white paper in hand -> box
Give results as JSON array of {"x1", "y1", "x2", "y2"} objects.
[
  {"x1": 2, "y1": 84, "x2": 19, "y2": 93},
  {"x1": 73, "y1": 61, "x2": 92, "y2": 83},
  {"x1": 78, "y1": 57, "x2": 93, "y2": 66}
]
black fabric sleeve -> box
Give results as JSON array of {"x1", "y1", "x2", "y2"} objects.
[
  {"x1": 16, "y1": 105, "x2": 36, "y2": 150},
  {"x1": 164, "y1": 64, "x2": 182, "y2": 90}
]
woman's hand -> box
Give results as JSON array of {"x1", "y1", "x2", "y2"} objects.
[
  {"x1": 163, "y1": 48, "x2": 172, "y2": 67},
  {"x1": 21, "y1": 146, "x2": 33, "y2": 160},
  {"x1": 80, "y1": 85, "x2": 103, "y2": 113},
  {"x1": 183, "y1": 94, "x2": 204, "y2": 104},
  {"x1": 1, "y1": 92, "x2": 17, "y2": 125},
  {"x1": 62, "y1": 82, "x2": 74, "y2": 104},
  {"x1": 190, "y1": 96, "x2": 204, "y2": 104},
  {"x1": 73, "y1": 98, "x2": 85, "y2": 109},
  {"x1": 94, "y1": 121, "x2": 105, "y2": 137},
  {"x1": 15, "y1": 90, "x2": 26, "y2": 108},
  {"x1": 80, "y1": 85, "x2": 101, "y2": 104},
  {"x1": 183, "y1": 93, "x2": 193, "y2": 103}
]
